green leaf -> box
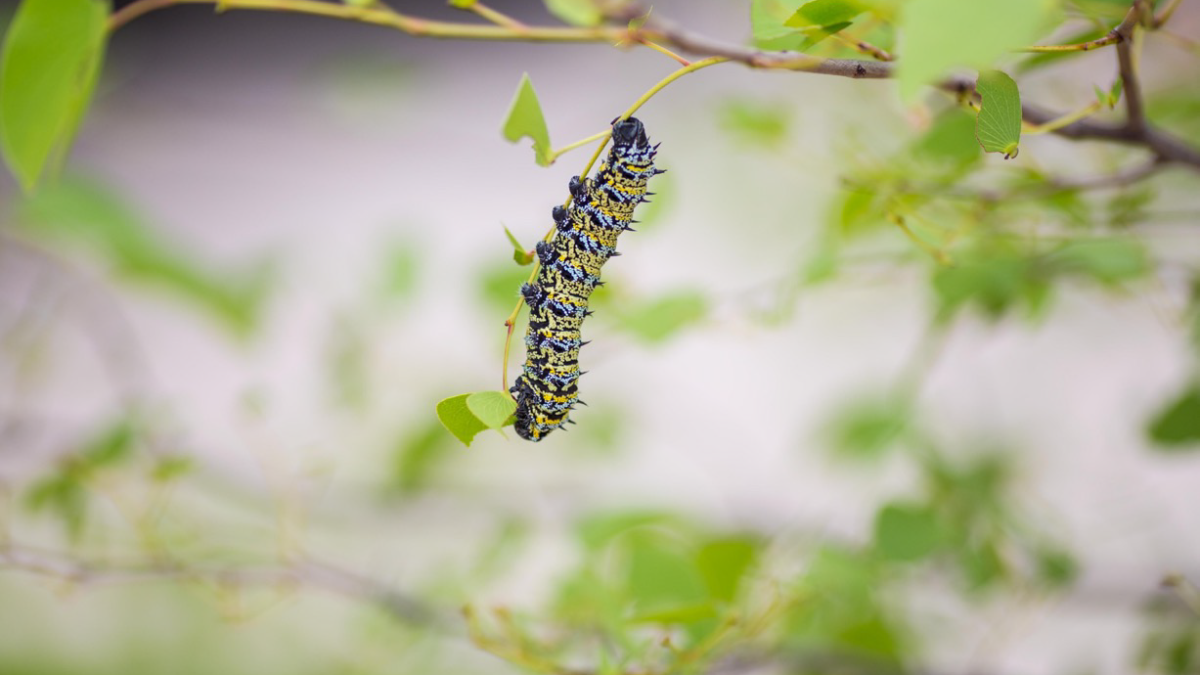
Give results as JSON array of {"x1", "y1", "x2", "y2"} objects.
[
  {"x1": 448, "y1": 0, "x2": 476, "y2": 7},
  {"x1": 376, "y1": 239, "x2": 421, "y2": 302},
  {"x1": 1050, "y1": 238, "x2": 1148, "y2": 284},
  {"x1": 874, "y1": 502, "x2": 942, "y2": 562},
  {"x1": 958, "y1": 539, "x2": 1005, "y2": 589},
  {"x1": 576, "y1": 511, "x2": 682, "y2": 551},
  {"x1": 80, "y1": 419, "x2": 136, "y2": 468},
  {"x1": 1109, "y1": 78, "x2": 1124, "y2": 107},
  {"x1": 392, "y1": 418, "x2": 455, "y2": 493},
  {"x1": 1034, "y1": 546, "x2": 1079, "y2": 588},
  {"x1": 785, "y1": 0, "x2": 865, "y2": 27},
  {"x1": 825, "y1": 396, "x2": 909, "y2": 460},
  {"x1": 751, "y1": 0, "x2": 796, "y2": 43},
  {"x1": 1190, "y1": 277, "x2": 1200, "y2": 357},
  {"x1": 795, "y1": 544, "x2": 879, "y2": 611},
  {"x1": 618, "y1": 290, "x2": 707, "y2": 344},
  {"x1": 975, "y1": 70, "x2": 1022, "y2": 158},
  {"x1": 897, "y1": 0, "x2": 1050, "y2": 100},
  {"x1": 695, "y1": 537, "x2": 758, "y2": 603},
  {"x1": 151, "y1": 456, "x2": 194, "y2": 483},
  {"x1": 789, "y1": 549, "x2": 906, "y2": 663},
  {"x1": 326, "y1": 315, "x2": 369, "y2": 411},
  {"x1": 912, "y1": 108, "x2": 982, "y2": 171},
  {"x1": 1146, "y1": 384, "x2": 1200, "y2": 449},
  {"x1": 750, "y1": 0, "x2": 810, "y2": 50},
  {"x1": 719, "y1": 99, "x2": 790, "y2": 146},
  {"x1": 501, "y1": 74, "x2": 553, "y2": 167},
  {"x1": 543, "y1": 0, "x2": 601, "y2": 26},
  {"x1": 0, "y1": 0, "x2": 108, "y2": 192},
  {"x1": 504, "y1": 226, "x2": 535, "y2": 266},
  {"x1": 625, "y1": 537, "x2": 709, "y2": 615},
  {"x1": 932, "y1": 243, "x2": 1054, "y2": 321},
  {"x1": 25, "y1": 472, "x2": 88, "y2": 540},
  {"x1": 436, "y1": 394, "x2": 490, "y2": 447},
  {"x1": 631, "y1": 601, "x2": 718, "y2": 626},
  {"x1": 17, "y1": 178, "x2": 272, "y2": 336},
  {"x1": 754, "y1": 0, "x2": 860, "y2": 50},
  {"x1": 466, "y1": 390, "x2": 517, "y2": 429}
]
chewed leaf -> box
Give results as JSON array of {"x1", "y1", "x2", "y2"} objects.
[
  {"x1": 466, "y1": 391, "x2": 517, "y2": 429},
  {"x1": 975, "y1": 70, "x2": 1022, "y2": 158},
  {"x1": 501, "y1": 74, "x2": 553, "y2": 167},
  {"x1": 436, "y1": 394, "x2": 490, "y2": 446},
  {"x1": 505, "y1": 225, "x2": 535, "y2": 266}
]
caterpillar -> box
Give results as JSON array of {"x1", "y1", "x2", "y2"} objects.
[{"x1": 510, "y1": 117, "x2": 661, "y2": 442}]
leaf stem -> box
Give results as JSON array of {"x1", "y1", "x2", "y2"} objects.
[
  {"x1": 546, "y1": 130, "x2": 611, "y2": 164},
  {"x1": 830, "y1": 31, "x2": 893, "y2": 61},
  {"x1": 639, "y1": 39, "x2": 691, "y2": 66},
  {"x1": 1023, "y1": 100, "x2": 1104, "y2": 134},
  {"x1": 464, "y1": 2, "x2": 527, "y2": 31},
  {"x1": 1017, "y1": 32, "x2": 1121, "y2": 53},
  {"x1": 888, "y1": 213, "x2": 951, "y2": 265},
  {"x1": 1153, "y1": 0, "x2": 1185, "y2": 28},
  {"x1": 619, "y1": 56, "x2": 729, "y2": 120}
]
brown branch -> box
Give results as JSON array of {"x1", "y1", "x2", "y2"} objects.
[
  {"x1": 1045, "y1": 157, "x2": 1164, "y2": 191},
  {"x1": 104, "y1": 0, "x2": 1200, "y2": 172},
  {"x1": 1020, "y1": 104, "x2": 1200, "y2": 167},
  {"x1": 1115, "y1": 0, "x2": 1150, "y2": 135}
]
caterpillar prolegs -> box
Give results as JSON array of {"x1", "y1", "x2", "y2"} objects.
[{"x1": 510, "y1": 117, "x2": 661, "y2": 442}]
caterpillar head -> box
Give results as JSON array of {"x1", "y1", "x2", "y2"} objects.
[{"x1": 611, "y1": 117, "x2": 647, "y2": 149}]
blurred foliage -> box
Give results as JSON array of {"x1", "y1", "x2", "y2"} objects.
[
  {"x1": 0, "y1": 0, "x2": 106, "y2": 191},
  {"x1": 1, "y1": 1, "x2": 1199, "y2": 675},
  {"x1": 11, "y1": 178, "x2": 274, "y2": 337}
]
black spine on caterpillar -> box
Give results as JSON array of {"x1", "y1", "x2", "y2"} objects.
[{"x1": 510, "y1": 117, "x2": 657, "y2": 442}]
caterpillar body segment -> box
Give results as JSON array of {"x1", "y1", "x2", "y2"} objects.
[{"x1": 511, "y1": 117, "x2": 657, "y2": 442}]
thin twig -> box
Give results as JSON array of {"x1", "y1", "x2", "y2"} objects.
[
  {"x1": 1018, "y1": 33, "x2": 1122, "y2": 53},
  {"x1": 0, "y1": 544, "x2": 443, "y2": 628},
  {"x1": 1115, "y1": 0, "x2": 1149, "y2": 135},
  {"x1": 1157, "y1": 29, "x2": 1200, "y2": 55},
  {"x1": 1153, "y1": 0, "x2": 1186, "y2": 28},
  {"x1": 830, "y1": 31, "x2": 893, "y2": 61},
  {"x1": 103, "y1": 0, "x2": 1200, "y2": 172},
  {"x1": 108, "y1": 0, "x2": 621, "y2": 40},
  {"x1": 1023, "y1": 100, "x2": 1105, "y2": 135},
  {"x1": 464, "y1": 2, "x2": 527, "y2": 31},
  {"x1": 1020, "y1": 0, "x2": 1147, "y2": 53}
]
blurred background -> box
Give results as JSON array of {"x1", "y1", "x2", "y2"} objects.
[{"x1": 1, "y1": 1, "x2": 1199, "y2": 673}]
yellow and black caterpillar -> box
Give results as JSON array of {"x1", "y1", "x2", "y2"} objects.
[{"x1": 511, "y1": 117, "x2": 661, "y2": 442}]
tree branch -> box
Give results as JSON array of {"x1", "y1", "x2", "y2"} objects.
[
  {"x1": 0, "y1": 544, "x2": 443, "y2": 628},
  {"x1": 1115, "y1": 0, "x2": 1150, "y2": 136},
  {"x1": 103, "y1": 0, "x2": 1200, "y2": 173}
]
